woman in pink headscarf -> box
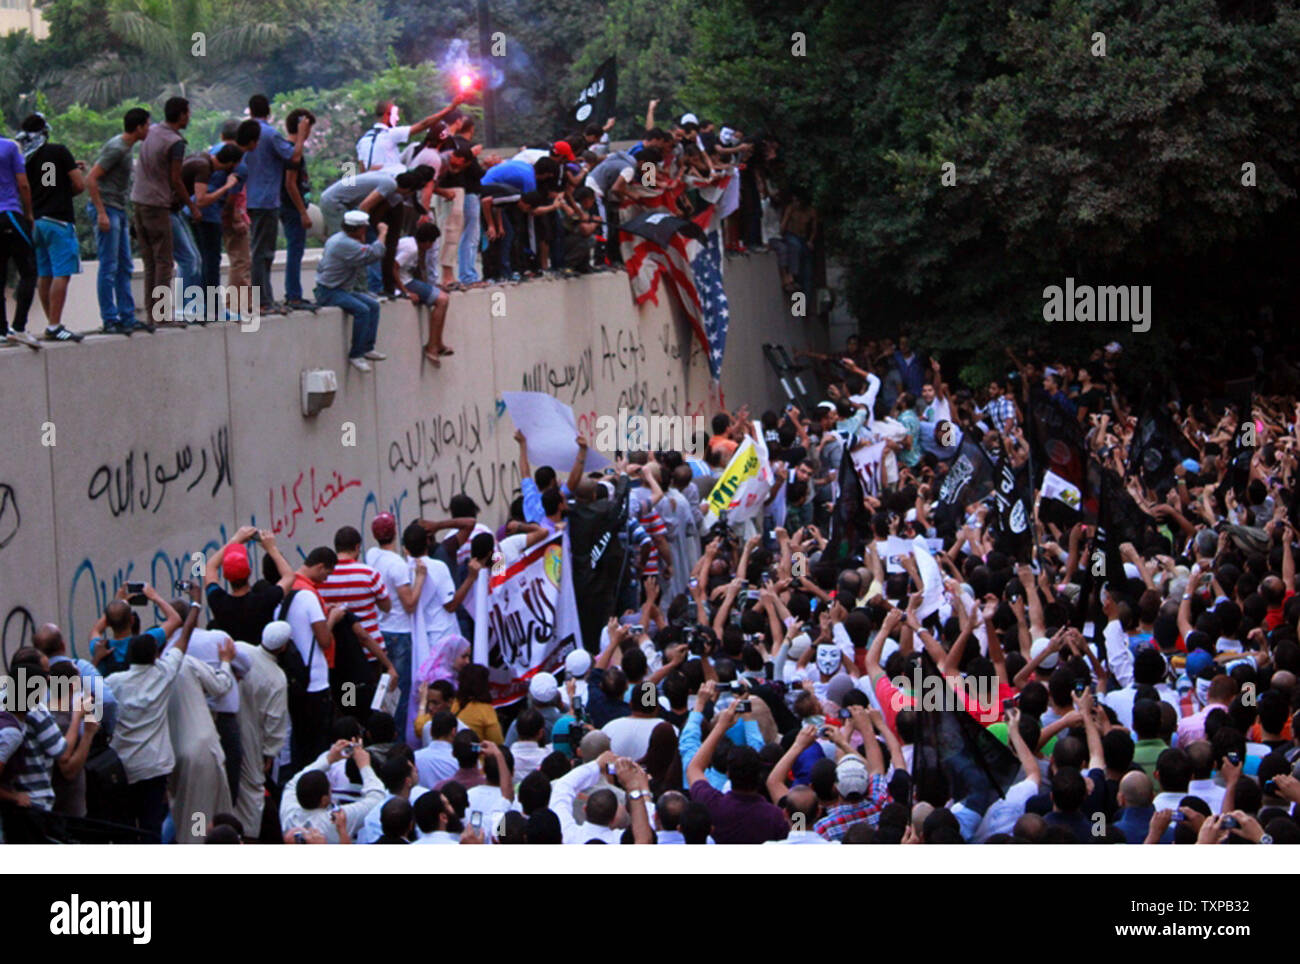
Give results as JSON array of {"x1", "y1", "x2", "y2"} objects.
[
  {"x1": 407, "y1": 634, "x2": 471, "y2": 744},
  {"x1": 420, "y1": 633, "x2": 471, "y2": 685}
]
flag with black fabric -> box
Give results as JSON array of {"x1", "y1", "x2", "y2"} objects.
[
  {"x1": 1096, "y1": 463, "x2": 1152, "y2": 592},
  {"x1": 1026, "y1": 385, "x2": 1088, "y2": 488},
  {"x1": 910, "y1": 652, "x2": 1021, "y2": 818},
  {"x1": 1128, "y1": 404, "x2": 1194, "y2": 495},
  {"x1": 932, "y1": 435, "x2": 997, "y2": 538},
  {"x1": 1218, "y1": 378, "x2": 1256, "y2": 506},
  {"x1": 1027, "y1": 385, "x2": 1093, "y2": 529},
  {"x1": 565, "y1": 473, "x2": 630, "y2": 653},
  {"x1": 991, "y1": 456, "x2": 1034, "y2": 562},
  {"x1": 571, "y1": 56, "x2": 617, "y2": 126},
  {"x1": 828, "y1": 440, "x2": 867, "y2": 560}
]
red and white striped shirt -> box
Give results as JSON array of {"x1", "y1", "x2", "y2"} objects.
[{"x1": 319, "y1": 560, "x2": 390, "y2": 645}]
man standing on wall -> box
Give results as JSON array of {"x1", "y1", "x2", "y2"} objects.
[
  {"x1": 243, "y1": 93, "x2": 311, "y2": 315},
  {"x1": 16, "y1": 113, "x2": 85, "y2": 342},
  {"x1": 130, "y1": 96, "x2": 200, "y2": 327},
  {"x1": 217, "y1": 119, "x2": 262, "y2": 322},
  {"x1": 85, "y1": 107, "x2": 150, "y2": 335},
  {"x1": 0, "y1": 126, "x2": 38, "y2": 346},
  {"x1": 280, "y1": 108, "x2": 317, "y2": 312}
]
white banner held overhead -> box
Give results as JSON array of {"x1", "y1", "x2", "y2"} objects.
[
  {"x1": 502, "y1": 391, "x2": 610, "y2": 474},
  {"x1": 852, "y1": 440, "x2": 886, "y2": 497},
  {"x1": 465, "y1": 529, "x2": 583, "y2": 707}
]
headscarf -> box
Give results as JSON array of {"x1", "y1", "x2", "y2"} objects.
[{"x1": 417, "y1": 634, "x2": 470, "y2": 686}]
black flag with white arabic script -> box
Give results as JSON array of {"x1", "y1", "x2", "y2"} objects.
[{"x1": 573, "y1": 56, "x2": 617, "y2": 126}]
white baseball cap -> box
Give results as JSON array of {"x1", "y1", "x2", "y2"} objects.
[{"x1": 835, "y1": 756, "x2": 870, "y2": 796}]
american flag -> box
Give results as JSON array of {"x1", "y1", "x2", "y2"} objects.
[{"x1": 621, "y1": 175, "x2": 734, "y2": 381}]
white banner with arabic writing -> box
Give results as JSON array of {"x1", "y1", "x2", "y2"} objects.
[{"x1": 468, "y1": 530, "x2": 583, "y2": 707}]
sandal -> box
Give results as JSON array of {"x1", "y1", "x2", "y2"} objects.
[
  {"x1": 437, "y1": 347, "x2": 454, "y2": 357},
  {"x1": 423, "y1": 350, "x2": 442, "y2": 367}
]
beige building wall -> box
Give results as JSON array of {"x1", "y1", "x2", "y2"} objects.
[
  {"x1": 0, "y1": 253, "x2": 822, "y2": 661},
  {"x1": 0, "y1": 0, "x2": 49, "y2": 39}
]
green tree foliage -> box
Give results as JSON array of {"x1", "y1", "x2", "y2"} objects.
[
  {"x1": 565, "y1": 0, "x2": 695, "y2": 139},
  {"x1": 686, "y1": 0, "x2": 1300, "y2": 380}
]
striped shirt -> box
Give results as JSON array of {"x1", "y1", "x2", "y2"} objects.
[
  {"x1": 3, "y1": 705, "x2": 67, "y2": 810},
  {"x1": 638, "y1": 512, "x2": 666, "y2": 576},
  {"x1": 319, "y1": 560, "x2": 390, "y2": 642}
]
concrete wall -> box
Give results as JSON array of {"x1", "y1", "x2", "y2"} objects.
[{"x1": 0, "y1": 252, "x2": 822, "y2": 662}]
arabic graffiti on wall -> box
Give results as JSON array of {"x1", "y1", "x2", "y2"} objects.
[
  {"x1": 266, "y1": 467, "x2": 363, "y2": 540},
  {"x1": 87, "y1": 426, "x2": 232, "y2": 517},
  {"x1": 386, "y1": 403, "x2": 518, "y2": 517}
]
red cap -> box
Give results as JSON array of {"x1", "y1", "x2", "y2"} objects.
[
  {"x1": 371, "y1": 512, "x2": 397, "y2": 543},
  {"x1": 552, "y1": 140, "x2": 575, "y2": 161},
  {"x1": 223, "y1": 544, "x2": 251, "y2": 581}
]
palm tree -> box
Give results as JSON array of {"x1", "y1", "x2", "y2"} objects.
[{"x1": 106, "y1": 0, "x2": 284, "y2": 107}]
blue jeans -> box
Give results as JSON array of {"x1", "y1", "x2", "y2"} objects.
[
  {"x1": 315, "y1": 285, "x2": 379, "y2": 357},
  {"x1": 89, "y1": 204, "x2": 135, "y2": 325},
  {"x1": 458, "y1": 193, "x2": 481, "y2": 284},
  {"x1": 405, "y1": 279, "x2": 438, "y2": 306},
  {"x1": 170, "y1": 211, "x2": 202, "y2": 314},
  {"x1": 383, "y1": 631, "x2": 413, "y2": 742},
  {"x1": 279, "y1": 207, "x2": 307, "y2": 302},
  {"x1": 365, "y1": 226, "x2": 383, "y2": 294},
  {"x1": 783, "y1": 230, "x2": 813, "y2": 294}
]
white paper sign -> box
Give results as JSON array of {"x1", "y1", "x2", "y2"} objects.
[{"x1": 503, "y1": 391, "x2": 610, "y2": 474}]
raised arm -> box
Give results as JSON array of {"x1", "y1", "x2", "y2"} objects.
[
  {"x1": 685, "y1": 700, "x2": 739, "y2": 787},
  {"x1": 766, "y1": 725, "x2": 818, "y2": 802}
]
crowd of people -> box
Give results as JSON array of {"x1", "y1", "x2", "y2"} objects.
[
  {"x1": 0, "y1": 93, "x2": 799, "y2": 372},
  {"x1": 3, "y1": 325, "x2": 1299, "y2": 847}
]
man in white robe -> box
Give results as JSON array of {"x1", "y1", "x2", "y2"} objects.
[
  {"x1": 232, "y1": 624, "x2": 290, "y2": 839},
  {"x1": 163, "y1": 628, "x2": 236, "y2": 843}
]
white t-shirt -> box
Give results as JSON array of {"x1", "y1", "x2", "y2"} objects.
[
  {"x1": 357, "y1": 123, "x2": 412, "y2": 172},
  {"x1": 286, "y1": 589, "x2": 330, "y2": 693},
  {"x1": 415, "y1": 556, "x2": 460, "y2": 642},
  {"x1": 601, "y1": 715, "x2": 668, "y2": 760},
  {"x1": 497, "y1": 532, "x2": 530, "y2": 566},
  {"x1": 393, "y1": 236, "x2": 433, "y2": 286},
  {"x1": 402, "y1": 144, "x2": 443, "y2": 178},
  {"x1": 366, "y1": 546, "x2": 413, "y2": 635}
]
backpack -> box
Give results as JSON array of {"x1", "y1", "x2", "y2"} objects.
[
  {"x1": 276, "y1": 590, "x2": 314, "y2": 706},
  {"x1": 83, "y1": 744, "x2": 130, "y2": 825}
]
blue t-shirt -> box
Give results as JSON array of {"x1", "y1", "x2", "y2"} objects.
[
  {"x1": 92, "y1": 626, "x2": 166, "y2": 676},
  {"x1": 208, "y1": 143, "x2": 248, "y2": 222},
  {"x1": 198, "y1": 164, "x2": 229, "y2": 225},
  {"x1": 481, "y1": 159, "x2": 536, "y2": 195},
  {"x1": 0, "y1": 138, "x2": 25, "y2": 215},
  {"x1": 244, "y1": 120, "x2": 294, "y2": 210}
]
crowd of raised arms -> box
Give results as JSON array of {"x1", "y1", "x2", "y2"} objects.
[
  {"x1": 1, "y1": 92, "x2": 809, "y2": 372},
  {"x1": 3, "y1": 321, "x2": 1299, "y2": 846}
]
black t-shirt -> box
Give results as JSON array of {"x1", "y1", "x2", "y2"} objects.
[
  {"x1": 281, "y1": 155, "x2": 311, "y2": 208},
  {"x1": 436, "y1": 155, "x2": 483, "y2": 194},
  {"x1": 29, "y1": 143, "x2": 78, "y2": 222},
  {"x1": 206, "y1": 581, "x2": 285, "y2": 645},
  {"x1": 1076, "y1": 386, "x2": 1109, "y2": 418}
]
